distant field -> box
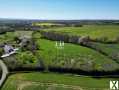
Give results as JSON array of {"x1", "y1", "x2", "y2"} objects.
[
  {"x1": 2, "y1": 72, "x2": 117, "y2": 90},
  {"x1": 44, "y1": 25, "x2": 119, "y2": 41},
  {"x1": 33, "y1": 22, "x2": 55, "y2": 26},
  {"x1": 33, "y1": 22, "x2": 63, "y2": 27}
]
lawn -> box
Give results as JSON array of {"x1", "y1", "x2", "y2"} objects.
[{"x1": 2, "y1": 72, "x2": 117, "y2": 90}]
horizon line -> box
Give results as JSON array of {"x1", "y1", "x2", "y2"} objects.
[{"x1": 0, "y1": 17, "x2": 119, "y2": 21}]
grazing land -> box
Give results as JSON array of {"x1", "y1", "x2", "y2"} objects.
[
  {"x1": 33, "y1": 33, "x2": 119, "y2": 71},
  {"x1": 2, "y1": 72, "x2": 117, "y2": 90},
  {"x1": 44, "y1": 25, "x2": 119, "y2": 42}
]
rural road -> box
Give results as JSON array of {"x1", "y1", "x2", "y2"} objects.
[{"x1": 0, "y1": 60, "x2": 9, "y2": 87}]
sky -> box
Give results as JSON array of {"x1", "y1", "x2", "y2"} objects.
[{"x1": 0, "y1": 0, "x2": 119, "y2": 20}]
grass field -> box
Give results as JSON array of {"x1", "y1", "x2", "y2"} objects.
[
  {"x1": 91, "y1": 43, "x2": 119, "y2": 55},
  {"x1": 90, "y1": 42, "x2": 119, "y2": 62},
  {"x1": 33, "y1": 31, "x2": 119, "y2": 71},
  {"x1": 44, "y1": 25, "x2": 119, "y2": 41},
  {"x1": 32, "y1": 22, "x2": 63, "y2": 27},
  {"x1": 2, "y1": 72, "x2": 117, "y2": 90}
]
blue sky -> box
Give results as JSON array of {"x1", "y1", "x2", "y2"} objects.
[{"x1": 0, "y1": 0, "x2": 119, "y2": 20}]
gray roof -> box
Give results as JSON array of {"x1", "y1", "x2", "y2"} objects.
[{"x1": 4, "y1": 45, "x2": 13, "y2": 54}]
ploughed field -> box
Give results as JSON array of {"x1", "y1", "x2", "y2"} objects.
[{"x1": 1, "y1": 25, "x2": 119, "y2": 90}]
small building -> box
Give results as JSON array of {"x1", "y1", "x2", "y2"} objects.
[{"x1": 4, "y1": 44, "x2": 14, "y2": 54}]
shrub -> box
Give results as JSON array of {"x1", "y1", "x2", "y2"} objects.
[{"x1": 17, "y1": 51, "x2": 37, "y2": 64}]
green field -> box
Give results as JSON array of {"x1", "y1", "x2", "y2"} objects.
[
  {"x1": 33, "y1": 31, "x2": 119, "y2": 71},
  {"x1": 91, "y1": 43, "x2": 119, "y2": 55},
  {"x1": 32, "y1": 22, "x2": 63, "y2": 27},
  {"x1": 44, "y1": 25, "x2": 119, "y2": 41},
  {"x1": 36, "y1": 39, "x2": 119, "y2": 71},
  {"x1": 90, "y1": 42, "x2": 119, "y2": 62},
  {"x1": 2, "y1": 72, "x2": 117, "y2": 90}
]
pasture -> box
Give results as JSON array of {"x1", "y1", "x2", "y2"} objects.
[
  {"x1": 44, "y1": 25, "x2": 119, "y2": 42},
  {"x1": 2, "y1": 72, "x2": 116, "y2": 90},
  {"x1": 33, "y1": 32, "x2": 119, "y2": 71}
]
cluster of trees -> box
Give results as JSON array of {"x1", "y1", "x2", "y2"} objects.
[
  {"x1": 40, "y1": 30, "x2": 119, "y2": 45},
  {"x1": 0, "y1": 25, "x2": 14, "y2": 34},
  {"x1": 40, "y1": 31, "x2": 90, "y2": 45}
]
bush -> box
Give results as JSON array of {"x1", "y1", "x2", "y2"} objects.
[{"x1": 17, "y1": 51, "x2": 37, "y2": 64}]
